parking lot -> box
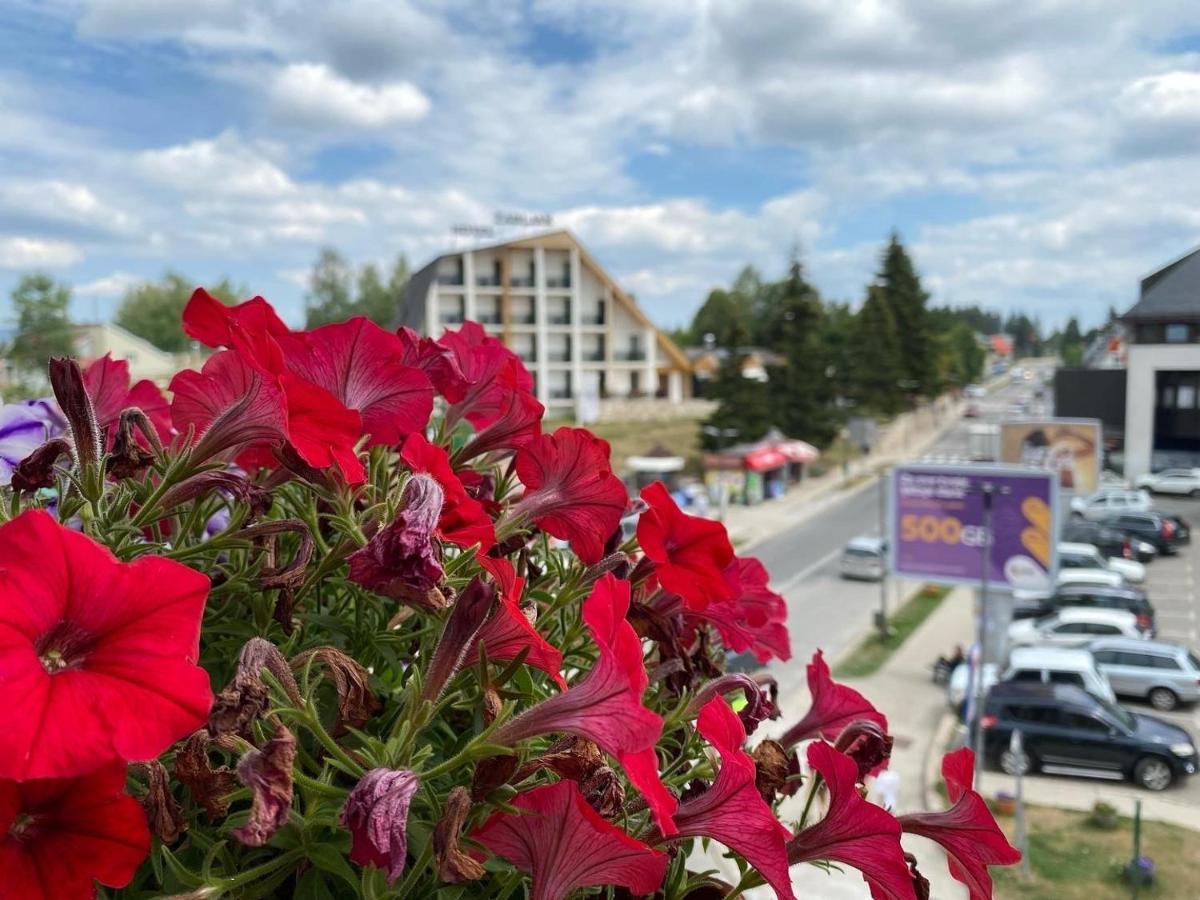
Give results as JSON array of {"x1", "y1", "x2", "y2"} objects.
[{"x1": 980, "y1": 492, "x2": 1200, "y2": 814}]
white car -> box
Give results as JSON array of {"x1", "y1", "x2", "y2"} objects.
[
  {"x1": 1003, "y1": 646, "x2": 1116, "y2": 703},
  {"x1": 1136, "y1": 468, "x2": 1200, "y2": 497},
  {"x1": 948, "y1": 662, "x2": 999, "y2": 709},
  {"x1": 1012, "y1": 568, "x2": 1129, "y2": 609},
  {"x1": 1008, "y1": 608, "x2": 1147, "y2": 649},
  {"x1": 965, "y1": 384, "x2": 986, "y2": 399},
  {"x1": 1070, "y1": 489, "x2": 1153, "y2": 522},
  {"x1": 1058, "y1": 541, "x2": 1145, "y2": 585}
]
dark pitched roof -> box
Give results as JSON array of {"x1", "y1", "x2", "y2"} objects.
[
  {"x1": 395, "y1": 257, "x2": 439, "y2": 332},
  {"x1": 1125, "y1": 245, "x2": 1200, "y2": 322}
]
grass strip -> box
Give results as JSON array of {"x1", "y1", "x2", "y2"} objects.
[{"x1": 833, "y1": 583, "x2": 951, "y2": 678}]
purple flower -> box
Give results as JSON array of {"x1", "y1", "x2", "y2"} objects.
[
  {"x1": 348, "y1": 474, "x2": 444, "y2": 604},
  {"x1": 340, "y1": 768, "x2": 420, "y2": 885},
  {"x1": 0, "y1": 399, "x2": 64, "y2": 485}
]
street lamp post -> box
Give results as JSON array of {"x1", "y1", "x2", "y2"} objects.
[{"x1": 702, "y1": 425, "x2": 739, "y2": 521}]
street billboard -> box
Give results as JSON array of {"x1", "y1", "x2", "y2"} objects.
[
  {"x1": 998, "y1": 418, "x2": 1102, "y2": 494},
  {"x1": 889, "y1": 464, "x2": 1059, "y2": 591}
]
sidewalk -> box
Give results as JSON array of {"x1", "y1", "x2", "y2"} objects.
[
  {"x1": 768, "y1": 588, "x2": 977, "y2": 899},
  {"x1": 721, "y1": 398, "x2": 964, "y2": 550}
]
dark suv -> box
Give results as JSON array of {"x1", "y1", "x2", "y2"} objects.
[
  {"x1": 982, "y1": 683, "x2": 1197, "y2": 790},
  {"x1": 1061, "y1": 520, "x2": 1153, "y2": 563},
  {"x1": 1104, "y1": 512, "x2": 1188, "y2": 555},
  {"x1": 1012, "y1": 584, "x2": 1156, "y2": 633}
]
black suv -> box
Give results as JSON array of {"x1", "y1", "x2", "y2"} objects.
[
  {"x1": 1103, "y1": 511, "x2": 1188, "y2": 555},
  {"x1": 982, "y1": 683, "x2": 1197, "y2": 790},
  {"x1": 1061, "y1": 520, "x2": 1154, "y2": 563}
]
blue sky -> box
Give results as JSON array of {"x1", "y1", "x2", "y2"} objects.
[{"x1": 2, "y1": 1, "x2": 1200, "y2": 332}]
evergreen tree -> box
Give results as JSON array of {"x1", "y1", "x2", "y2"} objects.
[
  {"x1": 849, "y1": 285, "x2": 905, "y2": 415},
  {"x1": 877, "y1": 233, "x2": 935, "y2": 397},
  {"x1": 764, "y1": 260, "x2": 840, "y2": 447},
  {"x1": 305, "y1": 248, "x2": 356, "y2": 328},
  {"x1": 9, "y1": 273, "x2": 74, "y2": 372},
  {"x1": 701, "y1": 319, "x2": 771, "y2": 450},
  {"x1": 689, "y1": 288, "x2": 741, "y2": 347}
]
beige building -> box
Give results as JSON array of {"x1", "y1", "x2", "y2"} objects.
[
  {"x1": 72, "y1": 322, "x2": 182, "y2": 385},
  {"x1": 398, "y1": 231, "x2": 691, "y2": 413}
]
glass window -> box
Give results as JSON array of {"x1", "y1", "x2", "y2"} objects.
[
  {"x1": 1162, "y1": 386, "x2": 1176, "y2": 408},
  {"x1": 1165, "y1": 324, "x2": 1190, "y2": 343},
  {"x1": 1089, "y1": 624, "x2": 1123, "y2": 634},
  {"x1": 1150, "y1": 655, "x2": 1181, "y2": 671},
  {"x1": 1180, "y1": 385, "x2": 1197, "y2": 408},
  {"x1": 1094, "y1": 695, "x2": 1137, "y2": 730},
  {"x1": 1053, "y1": 623, "x2": 1087, "y2": 634},
  {"x1": 1049, "y1": 672, "x2": 1086, "y2": 687},
  {"x1": 1116, "y1": 651, "x2": 1153, "y2": 667},
  {"x1": 1010, "y1": 669, "x2": 1042, "y2": 682},
  {"x1": 1187, "y1": 652, "x2": 1200, "y2": 670},
  {"x1": 1093, "y1": 650, "x2": 1118, "y2": 664},
  {"x1": 1064, "y1": 712, "x2": 1108, "y2": 733}
]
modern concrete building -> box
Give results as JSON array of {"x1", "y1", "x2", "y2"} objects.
[
  {"x1": 1122, "y1": 246, "x2": 1200, "y2": 478},
  {"x1": 398, "y1": 231, "x2": 691, "y2": 413}
]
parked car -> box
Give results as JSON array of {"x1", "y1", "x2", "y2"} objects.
[
  {"x1": 1071, "y1": 489, "x2": 1152, "y2": 521},
  {"x1": 964, "y1": 402, "x2": 981, "y2": 418},
  {"x1": 1015, "y1": 583, "x2": 1156, "y2": 634},
  {"x1": 1090, "y1": 638, "x2": 1200, "y2": 711},
  {"x1": 981, "y1": 682, "x2": 1198, "y2": 790},
  {"x1": 840, "y1": 536, "x2": 886, "y2": 581},
  {"x1": 965, "y1": 384, "x2": 986, "y2": 398},
  {"x1": 1008, "y1": 608, "x2": 1149, "y2": 648},
  {"x1": 1061, "y1": 519, "x2": 1156, "y2": 563},
  {"x1": 1002, "y1": 646, "x2": 1116, "y2": 702},
  {"x1": 1103, "y1": 511, "x2": 1187, "y2": 555},
  {"x1": 1053, "y1": 567, "x2": 1125, "y2": 590},
  {"x1": 947, "y1": 662, "x2": 1000, "y2": 710},
  {"x1": 1058, "y1": 541, "x2": 1145, "y2": 584},
  {"x1": 1136, "y1": 468, "x2": 1200, "y2": 496}
]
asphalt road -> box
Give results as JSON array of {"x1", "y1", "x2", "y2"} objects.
[{"x1": 757, "y1": 368, "x2": 1050, "y2": 686}]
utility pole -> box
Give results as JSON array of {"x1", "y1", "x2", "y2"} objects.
[
  {"x1": 969, "y1": 479, "x2": 1010, "y2": 785},
  {"x1": 877, "y1": 470, "x2": 891, "y2": 640}
]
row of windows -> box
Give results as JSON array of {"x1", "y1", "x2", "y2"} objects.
[
  {"x1": 1136, "y1": 322, "x2": 1198, "y2": 344},
  {"x1": 1092, "y1": 650, "x2": 1185, "y2": 669}
]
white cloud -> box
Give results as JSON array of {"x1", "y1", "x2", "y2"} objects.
[
  {"x1": 76, "y1": 271, "x2": 142, "y2": 297},
  {"x1": 267, "y1": 63, "x2": 430, "y2": 129},
  {"x1": 0, "y1": 237, "x2": 82, "y2": 269},
  {"x1": 0, "y1": 180, "x2": 139, "y2": 236},
  {"x1": 136, "y1": 133, "x2": 295, "y2": 198}
]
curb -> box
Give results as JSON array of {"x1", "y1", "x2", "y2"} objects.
[{"x1": 921, "y1": 711, "x2": 960, "y2": 811}]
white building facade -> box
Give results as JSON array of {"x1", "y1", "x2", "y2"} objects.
[{"x1": 399, "y1": 231, "x2": 691, "y2": 414}]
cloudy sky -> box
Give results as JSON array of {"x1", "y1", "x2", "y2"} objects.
[{"x1": 2, "y1": 0, "x2": 1200, "y2": 331}]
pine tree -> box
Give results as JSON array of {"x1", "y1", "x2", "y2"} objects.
[
  {"x1": 850, "y1": 284, "x2": 905, "y2": 415},
  {"x1": 9, "y1": 273, "x2": 74, "y2": 372},
  {"x1": 877, "y1": 233, "x2": 935, "y2": 398},
  {"x1": 764, "y1": 260, "x2": 840, "y2": 447},
  {"x1": 701, "y1": 319, "x2": 771, "y2": 450}
]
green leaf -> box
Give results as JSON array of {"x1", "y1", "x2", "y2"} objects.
[{"x1": 305, "y1": 843, "x2": 361, "y2": 891}]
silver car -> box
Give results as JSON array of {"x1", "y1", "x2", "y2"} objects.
[
  {"x1": 840, "y1": 536, "x2": 886, "y2": 581},
  {"x1": 1089, "y1": 637, "x2": 1200, "y2": 711}
]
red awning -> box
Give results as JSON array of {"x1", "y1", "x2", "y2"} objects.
[
  {"x1": 744, "y1": 447, "x2": 789, "y2": 471},
  {"x1": 774, "y1": 440, "x2": 819, "y2": 463}
]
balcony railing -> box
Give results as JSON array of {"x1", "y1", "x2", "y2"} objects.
[
  {"x1": 510, "y1": 275, "x2": 534, "y2": 288},
  {"x1": 476, "y1": 312, "x2": 502, "y2": 325},
  {"x1": 475, "y1": 276, "x2": 501, "y2": 287},
  {"x1": 615, "y1": 349, "x2": 646, "y2": 361},
  {"x1": 582, "y1": 347, "x2": 605, "y2": 361},
  {"x1": 583, "y1": 312, "x2": 606, "y2": 325},
  {"x1": 436, "y1": 273, "x2": 464, "y2": 286},
  {"x1": 548, "y1": 388, "x2": 573, "y2": 400},
  {"x1": 547, "y1": 314, "x2": 571, "y2": 326},
  {"x1": 546, "y1": 276, "x2": 572, "y2": 289}
]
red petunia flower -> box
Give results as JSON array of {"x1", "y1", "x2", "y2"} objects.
[
  {"x1": 512, "y1": 427, "x2": 628, "y2": 564},
  {"x1": 685, "y1": 556, "x2": 791, "y2": 663},
  {"x1": 788, "y1": 742, "x2": 916, "y2": 900},
  {"x1": 668, "y1": 697, "x2": 796, "y2": 900},
  {"x1": 283, "y1": 317, "x2": 433, "y2": 447},
  {"x1": 0, "y1": 762, "x2": 150, "y2": 899},
  {"x1": 439, "y1": 322, "x2": 535, "y2": 431},
  {"x1": 82, "y1": 353, "x2": 173, "y2": 444},
  {"x1": 398, "y1": 325, "x2": 469, "y2": 403},
  {"x1": 0, "y1": 510, "x2": 212, "y2": 780},
  {"x1": 472, "y1": 779, "x2": 668, "y2": 900},
  {"x1": 780, "y1": 650, "x2": 888, "y2": 746},
  {"x1": 276, "y1": 370, "x2": 366, "y2": 483},
  {"x1": 491, "y1": 574, "x2": 677, "y2": 834},
  {"x1": 400, "y1": 433, "x2": 496, "y2": 550},
  {"x1": 637, "y1": 480, "x2": 734, "y2": 609},
  {"x1": 472, "y1": 555, "x2": 565, "y2": 689},
  {"x1": 455, "y1": 361, "x2": 544, "y2": 461},
  {"x1": 182, "y1": 287, "x2": 294, "y2": 373},
  {"x1": 897, "y1": 748, "x2": 1021, "y2": 899}
]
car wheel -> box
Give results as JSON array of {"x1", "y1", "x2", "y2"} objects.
[
  {"x1": 999, "y1": 748, "x2": 1034, "y2": 776},
  {"x1": 1134, "y1": 756, "x2": 1174, "y2": 791},
  {"x1": 1149, "y1": 687, "x2": 1179, "y2": 711}
]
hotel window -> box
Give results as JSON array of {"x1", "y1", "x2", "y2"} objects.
[
  {"x1": 1178, "y1": 385, "x2": 1197, "y2": 408},
  {"x1": 1166, "y1": 323, "x2": 1190, "y2": 343}
]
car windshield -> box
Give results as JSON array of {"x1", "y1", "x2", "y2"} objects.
[
  {"x1": 844, "y1": 547, "x2": 880, "y2": 559},
  {"x1": 1033, "y1": 614, "x2": 1058, "y2": 629},
  {"x1": 1091, "y1": 693, "x2": 1136, "y2": 730},
  {"x1": 1188, "y1": 652, "x2": 1200, "y2": 671}
]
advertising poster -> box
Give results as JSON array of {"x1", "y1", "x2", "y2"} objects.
[
  {"x1": 998, "y1": 419, "x2": 1101, "y2": 494},
  {"x1": 889, "y1": 464, "x2": 1059, "y2": 590}
]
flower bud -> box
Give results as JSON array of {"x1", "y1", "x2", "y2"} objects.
[{"x1": 48, "y1": 357, "x2": 100, "y2": 472}]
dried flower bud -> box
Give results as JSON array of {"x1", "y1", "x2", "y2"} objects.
[
  {"x1": 48, "y1": 357, "x2": 100, "y2": 471},
  {"x1": 348, "y1": 474, "x2": 444, "y2": 603},
  {"x1": 106, "y1": 408, "x2": 158, "y2": 479},
  {"x1": 291, "y1": 646, "x2": 381, "y2": 737},
  {"x1": 340, "y1": 768, "x2": 420, "y2": 886},
  {"x1": 421, "y1": 576, "x2": 495, "y2": 704},
  {"x1": 232, "y1": 723, "x2": 296, "y2": 847},
  {"x1": 515, "y1": 735, "x2": 606, "y2": 783},
  {"x1": 905, "y1": 852, "x2": 931, "y2": 900},
  {"x1": 434, "y1": 786, "x2": 485, "y2": 884},
  {"x1": 751, "y1": 739, "x2": 800, "y2": 802},
  {"x1": 138, "y1": 759, "x2": 187, "y2": 844},
  {"x1": 582, "y1": 765, "x2": 626, "y2": 818},
  {"x1": 10, "y1": 437, "x2": 71, "y2": 491},
  {"x1": 471, "y1": 753, "x2": 520, "y2": 801},
  {"x1": 175, "y1": 729, "x2": 238, "y2": 820},
  {"x1": 482, "y1": 684, "x2": 503, "y2": 723},
  {"x1": 158, "y1": 469, "x2": 272, "y2": 520}
]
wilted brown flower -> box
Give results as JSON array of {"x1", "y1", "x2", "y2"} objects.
[
  {"x1": 581, "y1": 765, "x2": 626, "y2": 818},
  {"x1": 433, "y1": 786, "x2": 485, "y2": 884},
  {"x1": 10, "y1": 437, "x2": 72, "y2": 491},
  {"x1": 751, "y1": 739, "x2": 801, "y2": 802},
  {"x1": 175, "y1": 729, "x2": 238, "y2": 820},
  {"x1": 340, "y1": 768, "x2": 420, "y2": 886},
  {"x1": 209, "y1": 638, "x2": 302, "y2": 738},
  {"x1": 291, "y1": 646, "x2": 381, "y2": 737},
  {"x1": 232, "y1": 723, "x2": 297, "y2": 847},
  {"x1": 138, "y1": 759, "x2": 187, "y2": 844}
]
